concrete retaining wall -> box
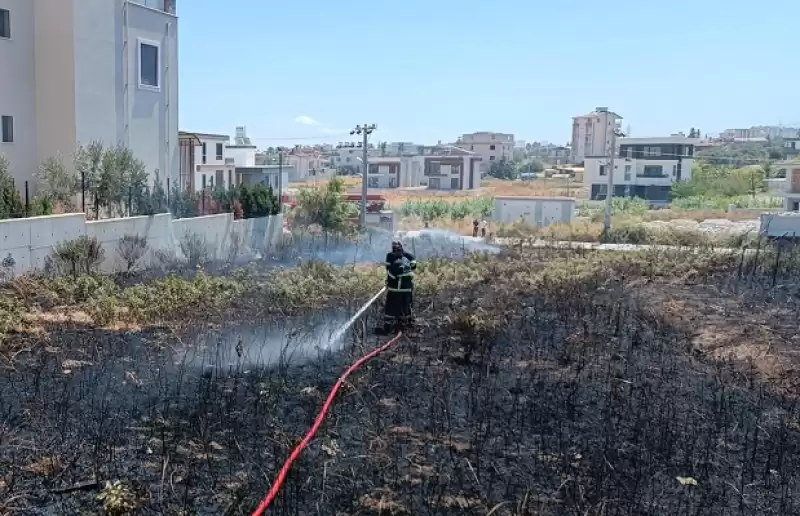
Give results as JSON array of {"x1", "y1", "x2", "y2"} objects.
[{"x1": 0, "y1": 212, "x2": 283, "y2": 275}]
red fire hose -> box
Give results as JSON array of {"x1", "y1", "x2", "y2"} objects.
[{"x1": 251, "y1": 331, "x2": 404, "y2": 515}]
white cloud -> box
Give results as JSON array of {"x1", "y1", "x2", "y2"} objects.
[{"x1": 294, "y1": 115, "x2": 320, "y2": 126}]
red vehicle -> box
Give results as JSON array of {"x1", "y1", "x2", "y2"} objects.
[{"x1": 344, "y1": 193, "x2": 386, "y2": 213}]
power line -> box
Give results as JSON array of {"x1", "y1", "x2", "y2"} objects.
[{"x1": 247, "y1": 133, "x2": 351, "y2": 141}]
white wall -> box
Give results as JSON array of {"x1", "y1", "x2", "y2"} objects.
[
  {"x1": 226, "y1": 146, "x2": 257, "y2": 167},
  {"x1": 583, "y1": 157, "x2": 695, "y2": 186},
  {"x1": 125, "y1": 2, "x2": 179, "y2": 187},
  {"x1": 0, "y1": 212, "x2": 284, "y2": 275},
  {"x1": 571, "y1": 111, "x2": 620, "y2": 164},
  {"x1": 195, "y1": 135, "x2": 229, "y2": 167},
  {"x1": 0, "y1": 0, "x2": 39, "y2": 188},
  {"x1": 492, "y1": 197, "x2": 575, "y2": 227},
  {"x1": 5, "y1": 0, "x2": 179, "y2": 192},
  {"x1": 194, "y1": 164, "x2": 235, "y2": 192}
]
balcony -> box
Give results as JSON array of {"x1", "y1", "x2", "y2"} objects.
[{"x1": 131, "y1": 0, "x2": 176, "y2": 14}]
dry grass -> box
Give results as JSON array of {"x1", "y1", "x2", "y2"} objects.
[
  {"x1": 4, "y1": 246, "x2": 800, "y2": 513},
  {"x1": 380, "y1": 178, "x2": 586, "y2": 206}
]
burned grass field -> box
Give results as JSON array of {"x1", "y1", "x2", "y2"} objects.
[{"x1": 2, "y1": 248, "x2": 800, "y2": 515}]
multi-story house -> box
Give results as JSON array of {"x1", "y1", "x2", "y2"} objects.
[
  {"x1": 583, "y1": 136, "x2": 698, "y2": 203},
  {"x1": 456, "y1": 132, "x2": 514, "y2": 172},
  {"x1": 0, "y1": 0, "x2": 179, "y2": 193},
  {"x1": 783, "y1": 138, "x2": 800, "y2": 160},
  {"x1": 180, "y1": 127, "x2": 291, "y2": 196},
  {"x1": 571, "y1": 108, "x2": 622, "y2": 165},
  {"x1": 771, "y1": 161, "x2": 800, "y2": 211},
  {"x1": 286, "y1": 147, "x2": 328, "y2": 182},
  {"x1": 178, "y1": 131, "x2": 234, "y2": 192},
  {"x1": 366, "y1": 157, "x2": 424, "y2": 189},
  {"x1": 365, "y1": 146, "x2": 481, "y2": 191}
]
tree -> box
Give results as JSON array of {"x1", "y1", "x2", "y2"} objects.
[
  {"x1": 169, "y1": 184, "x2": 198, "y2": 219},
  {"x1": 671, "y1": 160, "x2": 767, "y2": 199},
  {"x1": 0, "y1": 155, "x2": 23, "y2": 219},
  {"x1": 487, "y1": 158, "x2": 518, "y2": 180},
  {"x1": 74, "y1": 141, "x2": 104, "y2": 215},
  {"x1": 36, "y1": 154, "x2": 78, "y2": 210},
  {"x1": 295, "y1": 177, "x2": 355, "y2": 234},
  {"x1": 518, "y1": 160, "x2": 544, "y2": 175},
  {"x1": 149, "y1": 171, "x2": 168, "y2": 214},
  {"x1": 380, "y1": 142, "x2": 387, "y2": 156},
  {"x1": 238, "y1": 183, "x2": 279, "y2": 218},
  {"x1": 75, "y1": 142, "x2": 149, "y2": 218}
]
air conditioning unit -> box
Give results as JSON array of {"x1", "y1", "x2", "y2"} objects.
[{"x1": 225, "y1": 158, "x2": 235, "y2": 165}]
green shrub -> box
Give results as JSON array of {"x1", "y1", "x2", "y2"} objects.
[
  {"x1": 396, "y1": 198, "x2": 493, "y2": 221},
  {"x1": 239, "y1": 183, "x2": 280, "y2": 218},
  {"x1": 47, "y1": 236, "x2": 106, "y2": 278}
]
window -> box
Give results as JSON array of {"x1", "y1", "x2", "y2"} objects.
[
  {"x1": 489, "y1": 144, "x2": 496, "y2": 151},
  {"x1": 201, "y1": 174, "x2": 207, "y2": 189},
  {"x1": 228, "y1": 170, "x2": 233, "y2": 188},
  {"x1": 138, "y1": 39, "x2": 160, "y2": 89},
  {"x1": 624, "y1": 165, "x2": 631, "y2": 181},
  {"x1": 640, "y1": 165, "x2": 665, "y2": 178},
  {"x1": 0, "y1": 9, "x2": 10, "y2": 39},
  {"x1": 215, "y1": 170, "x2": 224, "y2": 186},
  {"x1": 599, "y1": 164, "x2": 606, "y2": 176},
  {"x1": 1, "y1": 116, "x2": 13, "y2": 143},
  {"x1": 450, "y1": 177, "x2": 460, "y2": 189},
  {"x1": 215, "y1": 143, "x2": 223, "y2": 160},
  {"x1": 201, "y1": 142, "x2": 207, "y2": 164},
  {"x1": 672, "y1": 165, "x2": 677, "y2": 176},
  {"x1": 643, "y1": 146, "x2": 661, "y2": 157},
  {"x1": 489, "y1": 155, "x2": 496, "y2": 161}
]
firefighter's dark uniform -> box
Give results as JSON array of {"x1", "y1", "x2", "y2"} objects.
[{"x1": 383, "y1": 250, "x2": 416, "y2": 332}]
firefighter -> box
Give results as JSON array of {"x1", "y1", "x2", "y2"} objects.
[{"x1": 380, "y1": 241, "x2": 416, "y2": 334}]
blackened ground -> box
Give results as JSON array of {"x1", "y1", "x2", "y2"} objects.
[{"x1": 1, "y1": 283, "x2": 800, "y2": 515}]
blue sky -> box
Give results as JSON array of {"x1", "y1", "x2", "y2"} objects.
[{"x1": 178, "y1": 0, "x2": 798, "y2": 146}]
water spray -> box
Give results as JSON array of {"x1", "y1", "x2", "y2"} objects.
[{"x1": 328, "y1": 287, "x2": 387, "y2": 344}]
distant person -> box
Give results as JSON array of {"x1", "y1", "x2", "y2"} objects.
[
  {"x1": 472, "y1": 218, "x2": 479, "y2": 237},
  {"x1": 480, "y1": 219, "x2": 487, "y2": 238}
]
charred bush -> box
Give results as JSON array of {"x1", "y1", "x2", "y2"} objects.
[
  {"x1": 180, "y1": 231, "x2": 209, "y2": 268},
  {"x1": 117, "y1": 234, "x2": 148, "y2": 274},
  {"x1": 46, "y1": 236, "x2": 105, "y2": 278}
]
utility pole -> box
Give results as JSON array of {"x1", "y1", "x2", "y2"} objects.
[
  {"x1": 277, "y1": 147, "x2": 284, "y2": 211},
  {"x1": 602, "y1": 123, "x2": 625, "y2": 240},
  {"x1": 350, "y1": 124, "x2": 377, "y2": 231}
]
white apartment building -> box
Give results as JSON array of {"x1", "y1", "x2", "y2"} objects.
[
  {"x1": 178, "y1": 131, "x2": 235, "y2": 192},
  {"x1": 583, "y1": 136, "x2": 698, "y2": 203},
  {"x1": 457, "y1": 132, "x2": 514, "y2": 172},
  {"x1": 365, "y1": 154, "x2": 482, "y2": 191},
  {"x1": 0, "y1": 0, "x2": 179, "y2": 193},
  {"x1": 329, "y1": 145, "x2": 365, "y2": 172},
  {"x1": 366, "y1": 157, "x2": 424, "y2": 189},
  {"x1": 570, "y1": 108, "x2": 622, "y2": 165},
  {"x1": 286, "y1": 148, "x2": 327, "y2": 182}
]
